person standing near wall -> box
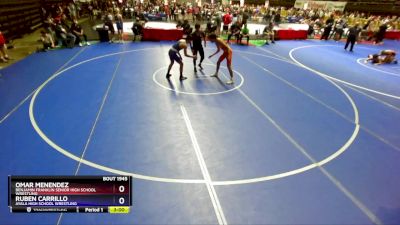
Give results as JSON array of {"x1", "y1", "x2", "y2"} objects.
[
  {"x1": 115, "y1": 8, "x2": 124, "y2": 43},
  {"x1": 104, "y1": 9, "x2": 115, "y2": 43}
]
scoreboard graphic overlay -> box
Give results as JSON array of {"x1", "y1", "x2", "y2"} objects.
[{"x1": 8, "y1": 176, "x2": 132, "y2": 213}]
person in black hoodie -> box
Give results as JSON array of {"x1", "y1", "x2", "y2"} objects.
[
  {"x1": 320, "y1": 14, "x2": 334, "y2": 40},
  {"x1": 374, "y1": 22, "x2": 388, "y2": 44}
]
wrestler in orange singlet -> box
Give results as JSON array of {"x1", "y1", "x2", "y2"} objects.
[{"x1": 208, "y1": 34, "x2": 234, "y2": 85}]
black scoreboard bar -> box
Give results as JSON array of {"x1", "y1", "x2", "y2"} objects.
[{"x1": 8, "y1": 176, "x2": 132, "y2": 213}]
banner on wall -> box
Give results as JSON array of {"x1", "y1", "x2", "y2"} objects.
[{"x1": 294, "y1": 0, "x2": 347, "y2": 12}]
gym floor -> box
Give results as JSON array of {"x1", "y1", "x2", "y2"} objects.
[{"x1": 0, "y1": 39, "x2": 399, "y2": 225}]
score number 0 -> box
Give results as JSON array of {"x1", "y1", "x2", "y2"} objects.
[{"x1": 118, "y1": 185, "x2": 126, "y2": 205}]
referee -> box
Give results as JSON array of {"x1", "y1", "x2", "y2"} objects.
[
  {"x1": 344, "y1": 23, "x2": 361, "y2": 52},
  {"x1": 190, "y1": 23, "x2": 206, "y2": 73}
]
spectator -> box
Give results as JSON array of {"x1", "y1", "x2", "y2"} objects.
[
  {"x1": 193, "y1": 6, "x2": 200, "y2": 22},
  {"x1": 263, "y1": 22, "x2": 275, "y2": 45},
  {"x1": 180, "y1": 6, "x2": 186, "y2": 21},
  {"x1": 70, "y1": 20, "x2": 90, "y2": 46},
  {"x1": 104, "y1": 9, "x2": 116, "y2": 43},
  {"x1": 88, "y1": 4, "x2": 94, "y2": 21},
  {"x1": 205, "y1": 19, "x2": 217, "y2": 35},
  {"x1": 67, "y1": 1, "x2": 77, "y2": 20},
  {"x1": 264, "y1": 10, "x2": 272, "y2": 24},
  {"x1": 242, "y1": 9, "x2": 250, "y2": 25},
  {"x1": 176, "y1": 19, "x2": 183, "y2": 28},
  {"x1": 307, "y1": 20, "x2": 315, "y2": 38},
  {"x1": 115, "y1": 8, "x2": 124, "y2": 43},
  {"x1": 272, "y1": 10, "x2": 280, "y2": 24},
  {"x1": 227, "y1": 21, "x2": 241, "y2": 44},
  {"x1": 43, "y1": 16, "x2": 56, "y2": 41},
  {"x1": 171, "y1": 6, "x2": 176, "y2": 21},
  {"x1": 39, "y1": 30, "x2": 55, "y2": 51},
  {"x1": 374, "y1": 21, "x2": 388, "y2": 44},
  {"x1": 54, "y1": 20, "x2": 76, "y2": 48},
  {"x1": 214, "y1": 12, "x2": 222, "y2": 35},
  {"x1": 239, "y1": 23, "x2": 250, "y2": 45},
  {"x1": 60, "y1": 14, "x2": 72, "y2": 32},
  {"x1": 332, "y1": 19, "x2": 346, "y2": 41},
  {"x1": 321, "y1": 14, "x2": 334, "y2": 40},
  {"x1": 181, "y1": 20, "x2": 192, "y2": 37},
  {"x1": 131, "y1": 17, "x2": 145, "y2": 41},
  {"x1": 75, "y1": 1, "x2": 81, "y2": 19},
  {"x1": 0, "y1": 30, "x2": 10, "y2": 63},
  {"x1": 222, "y1": 11, "x2": 232, "y2": 34}
]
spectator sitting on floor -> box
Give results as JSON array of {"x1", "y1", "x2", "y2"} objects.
[
  {"x1": 365, "y1": 50, "x2": 397, "y2": 65},
  {"x1": 60, "y1": 14, "x2": 72, "y2": 32},
  {"x1": 0, "y1": 29, "x2": 10, "y2": 62},
  {"x1": 131, "y1": 17, "x2": 145, "y2": 41},
  {"x1": 43, "y1": 16, "x2": 56, "y2": 38},
  {"x1": 39, "y1": 30, "x2": 55, "y2": 51},
  {"x1": 227, "y1": 21, "x2": 241, "y2": 44},
  {"x1": 238, "y1": 23, "x2": 250, "y2": 45},
  {"x1": 54, "y1": 20, "x2": 76, "y2": 48},
  {"x1": 70, "y1": 20, "x2": 90, "y2": 46},
  {"x1": 263, "y1": 21, "x2": 275, "y2": 45}
]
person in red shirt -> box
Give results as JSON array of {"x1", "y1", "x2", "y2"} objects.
[
  {"x1": 222, "y1": 12, "x2": 232, "y2": 34},
  {"x1": 0, "y1": 30, "x2": 9, "y2": 63}
]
